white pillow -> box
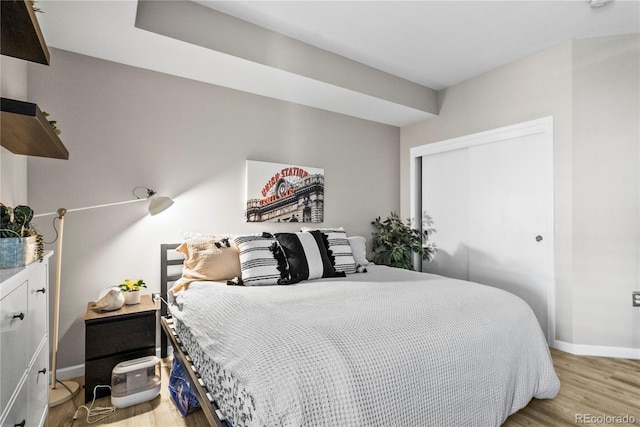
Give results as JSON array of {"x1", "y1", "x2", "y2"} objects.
[{"x1": 348, "y1": 236, "x2": 369, "y2": 267}]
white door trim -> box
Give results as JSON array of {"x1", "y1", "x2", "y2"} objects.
[{"x1": 409, "y1": 116, "x2": 556, "y2": 346}]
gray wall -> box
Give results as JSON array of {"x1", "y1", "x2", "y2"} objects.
[
  {"x1": 401, "y1": 34, "x2": 640, "y2": 353},
  {"x1": 27, "y1": 48, "x2": 400, "y2": 371},
  {"x1": 571, "y1": 35, "x2": 639, "y2": 347},
  {"x1": 1, "y1": 56, "x2": 29, "y2": 206}
]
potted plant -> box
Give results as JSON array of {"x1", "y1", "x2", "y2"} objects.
[
  {"x1": 371, "y1": 212, "x2": 436, "y2": 270},
  {"x1": 0, "y1": 204, "x2": 43, "y2": 268},
  {"x1": 119, "y1": 278, "x2": 146, "y2": 305}
]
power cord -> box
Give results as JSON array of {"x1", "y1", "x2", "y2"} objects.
[
  {"x1": 42, "y1": 215, "x2": 59, "y2": 245},
  {"x1": 153, "y1": 293, "x2": 175, "y2": 318},
  {"x1": 72, "y1": 384, "x2": 116, "y2": 424},
  {"x1": 55, "y1": 379, "x2": 79, "y2": 411},
  {"x1": 153, "y1": 293, "x2": 170, "y2": 307},
  {"x1": 54, "y1": 379, "x2": 80, "y2": 427}
]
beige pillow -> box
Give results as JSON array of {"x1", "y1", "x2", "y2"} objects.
[{"x1": 171, "y1": 237, "x2": 241, "y2": 293}]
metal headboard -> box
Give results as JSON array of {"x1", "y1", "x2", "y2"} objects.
[{"x1": 160, "y1": 243, "x2": 182, "y2": 358}]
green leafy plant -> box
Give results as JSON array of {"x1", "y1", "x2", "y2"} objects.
[
  {"x1": 1, "y1": 204, "x2": 36, "y2": 238},
  {"x1": 43, "y1": 112, "x2": 61, "y2": 135},
  {"x1": 29, "y1": 0, "x2": 42, "y2": 13},
  {"x1": 119, "y1": 279, "x2": 146, "y2": 292},
  {"x1": 371, "y1": 212, "x2": 436, "y2": 270},
  {"x1": 0, "y1": 203, "x2": 44, "y2": 263}
]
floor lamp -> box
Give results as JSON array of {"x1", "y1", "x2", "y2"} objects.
[{"x1": 34, "y1": 187, "x2": 174, "y2": 407}]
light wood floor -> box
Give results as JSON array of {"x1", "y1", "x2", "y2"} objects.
[
  {"x1": 46, "y1": 359, "x2": 209, "y2": 427},
  {"x1": 48, "y1": 349, "x2": 639, "y2": 426},
  {"x1": 504, "y1": 348, "x2": 640, "y2": 426}
]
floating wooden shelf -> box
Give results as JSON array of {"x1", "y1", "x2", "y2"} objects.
[
  {"x1": 1, "y1": 98, "x2": 69, "y2": 160},
  {"x1": 0, "y1": 2, "x2": 67, "y2": 160},
  {"x1": 1, "y1": 0, "x2": 50, "y2": 65}
]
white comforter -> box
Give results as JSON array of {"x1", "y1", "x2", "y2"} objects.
[{"x1": 171, "y1": 265, "x2": 560, "y2": 427}]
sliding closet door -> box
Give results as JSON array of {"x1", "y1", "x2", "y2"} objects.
[
  {"x1": 421, "y1": 150, "x2": 469, "y2": 281},
  {"x1": 467, "y1": 134, "x2": 551, "y2": 338},
  {"x1": 418, "y1": 119, "x2": 553, "y2": 342}
]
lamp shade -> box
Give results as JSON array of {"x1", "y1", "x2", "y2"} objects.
[{"x1": 148, "y1": 195, "x2": 174, "y2": 216}]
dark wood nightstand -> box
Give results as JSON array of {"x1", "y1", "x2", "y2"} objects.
[{"x1": 83, "y1": 294, "x2": 159, "y2": 402}]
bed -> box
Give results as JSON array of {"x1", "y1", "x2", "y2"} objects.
[{"x1": 159, "y1": 232, "x2": 560, "y2": 427}]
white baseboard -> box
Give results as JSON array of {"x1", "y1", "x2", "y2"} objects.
[
  {"x1": 54, "y1": 363, "x2": 85, "y2": 381},
  {"x1": 554, "y1": 340, "x2": 640, "y2": 360},
  {"x1": 52, "y1": 347, "x2": 172, "y2": 382}
]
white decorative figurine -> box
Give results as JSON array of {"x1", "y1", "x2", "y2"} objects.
[{"x1": 92, "y1": 286, "x2": 125, "y2": 311}]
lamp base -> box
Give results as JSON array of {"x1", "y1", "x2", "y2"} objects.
[{"x1": 49, "y1": 380, "x2": 80, "y2": 407}]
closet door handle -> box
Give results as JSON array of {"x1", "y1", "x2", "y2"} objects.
[
  {"x1": 37, "y1": 287, "x2": 46, "y2": 294},
  {"x1": 13, "y1": 312, "x2": 25, "y2": 321},
  {"x1": 535, "y1": 235, "x2": 543, "y2": 242},
  {"x1": 38, "y1": 368, "x2": 47, "y2": 375},
  {"x1": 15, "y1": 420, "x2": 26, "y2": 427}
]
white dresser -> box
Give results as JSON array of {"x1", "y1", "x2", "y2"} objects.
[{"x1": 1, "y1": 252, "x2": 52, "y2": 427}]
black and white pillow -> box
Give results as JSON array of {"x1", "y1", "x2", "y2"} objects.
[
  {"x1": 275, "y1": 231, "x2": 344, "y2": 283},
  {"x1": 301, "y1": 227, "x2": 357, "y2": 274},
  {"x1": 232, "y1": 233, "x2": 290, "y2": 286}
]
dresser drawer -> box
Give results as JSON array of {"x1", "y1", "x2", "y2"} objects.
[
  {"x1": 0, "y1": 281, "x2": 28, "y2": 412},
  {"x1": 1, "y1": 380, "x2": 27, "y2": 427},
  {"x1": 27, "y1": 345, "x2": 48, "y2": 427},
  {"x1": 27, "y1": 262, "x2": 48, "y2": 364},
  {"x1": 85, "y1": 313, "x2": 155, "y2": 360}
]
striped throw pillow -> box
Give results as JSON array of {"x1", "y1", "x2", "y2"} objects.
[
  {"x1": 233, "y1": 234, "x2": 291, "y2": 286},
  {"x1": 301, "y1": 227, "x2": 357, "y2": 274},
  {"x1": 275, "y1": 231, "x2": 344, "y2": 283}
]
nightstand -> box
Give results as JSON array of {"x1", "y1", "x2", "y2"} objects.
[{"x1": 83, "y1": 294, "x2": 159, "y2": 402}]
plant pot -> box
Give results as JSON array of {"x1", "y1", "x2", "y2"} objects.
[
  {"x1": 123, "y1": 290, "x2": 141, "y2": 305},
  {"x1": 0, "y1": 235, "x2": 38, "y2": 269}
]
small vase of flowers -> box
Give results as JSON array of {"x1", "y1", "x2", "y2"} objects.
[{"x1": 119, "y1": 279, "x2": 146, "y2": 305}]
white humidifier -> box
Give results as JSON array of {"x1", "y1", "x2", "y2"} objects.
[{"x1": 111, "y1": 355, "x2": 161, "y2": 408}]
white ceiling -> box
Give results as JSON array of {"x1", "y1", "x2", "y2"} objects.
[
  {"x1": 197, "y1": 0, "x2": 640, "y2": 90},
  {"x1": 37, "y1": 0, "x2": 639, "y2": 126}
]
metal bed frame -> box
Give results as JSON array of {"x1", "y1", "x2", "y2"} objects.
[{"x1": 159, "y1": 243, "x2": 227, "y2": 427}]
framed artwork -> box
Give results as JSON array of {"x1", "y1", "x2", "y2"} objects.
[{"x1": 245, "y1": 160, "x2": 324, "y2": 223}]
